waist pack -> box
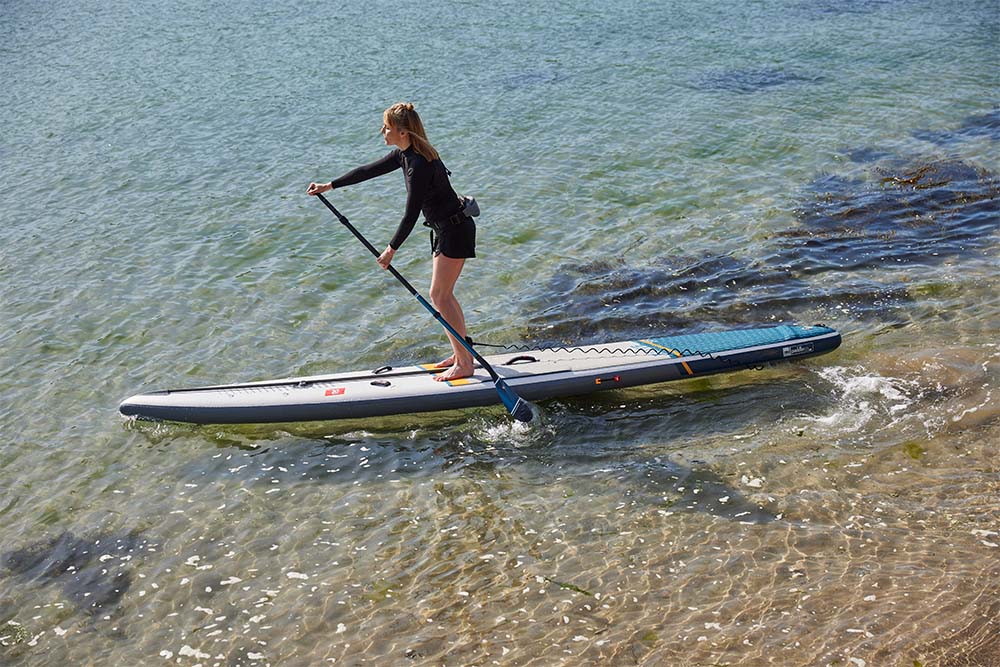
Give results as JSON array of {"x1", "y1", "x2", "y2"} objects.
[
  {"x1": 426, "y1": 195, "x2": 480, "y2": 230},
  {"x1": 459, "y1": 195, "x2": 480, "y2": 218}
]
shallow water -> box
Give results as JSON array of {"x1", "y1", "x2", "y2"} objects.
[{"x1": 2, "y1": 0, "x2": 998, "y2": 665}]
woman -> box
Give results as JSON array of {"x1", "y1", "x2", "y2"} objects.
[{"x1": 307, "y1": 102, "x2": 477, "y2": 381}]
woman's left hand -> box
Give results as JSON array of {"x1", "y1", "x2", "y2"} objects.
[{"x1": 377, "y1": 245, "x2": 395, "y2": 269}]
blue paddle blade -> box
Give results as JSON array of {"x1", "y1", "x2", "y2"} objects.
[{"x1": 495, "y1": 379, "x2": 534, "y2": 422}]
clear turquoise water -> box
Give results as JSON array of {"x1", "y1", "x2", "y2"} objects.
[{"x1": 2, "y1": 1, "x2": 998, "y2": 665}]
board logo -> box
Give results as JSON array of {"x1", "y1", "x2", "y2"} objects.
[
  {"x1": 782, "y1": 343, "x2": 814, "y2": 357},
  {"x1": 324, "y1": 388, "x2": 346, "y2": 397}
]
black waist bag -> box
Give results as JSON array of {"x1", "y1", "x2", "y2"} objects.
[{"x1": 425, "y1": 195, "x2": 480, "y2": 231}]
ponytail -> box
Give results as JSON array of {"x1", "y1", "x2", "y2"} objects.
[{"x1": 384, "y1": 102, "x2": 440, "y2": 162}]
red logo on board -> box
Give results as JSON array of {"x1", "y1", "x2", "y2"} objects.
[{"x1": 325, "y1": 388, "x2": 345, "y2": 397}]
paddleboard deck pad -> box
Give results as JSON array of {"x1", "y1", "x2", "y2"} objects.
[{"x1": 119, "y1": 324, "x2": 841, "y2": 424}]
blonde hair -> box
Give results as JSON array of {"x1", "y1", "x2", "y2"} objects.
[{"x1": 384, "y1": 102, "x2": 440, "y2": 161}]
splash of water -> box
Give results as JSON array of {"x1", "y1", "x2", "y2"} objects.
[
  {"x1": 805, "y1": 365, "x2": 917, "y2": 432},
  {"x1": 470, "y1": 403, "x2": 555, "y2": 448}
]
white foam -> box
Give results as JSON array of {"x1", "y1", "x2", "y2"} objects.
[
  {"x1": 472, "y1": 404, "x2": 553, "y2": 447},
  {"x1": 805, "y1": 366, "x2": 916, "y2": 432}
]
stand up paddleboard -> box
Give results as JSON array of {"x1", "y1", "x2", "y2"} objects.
[{"x1": 119, "y1": 324, "x2": 841, "y2": 424}]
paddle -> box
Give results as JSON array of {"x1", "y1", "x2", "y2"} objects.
[{"x1": 315, "y1": 193, "x2": 534, "y2": 423}]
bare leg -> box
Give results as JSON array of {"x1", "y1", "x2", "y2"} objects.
[{"x1": 429, "y1": 254, "x2": 474, "y2": 381}]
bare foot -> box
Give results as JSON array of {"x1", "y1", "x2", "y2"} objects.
[
  {"x1": 433, "y1": 355, "x2": 455, "y2": 369},
  {"x1": 435, "y1": 363, "x2": 474, "y2": 382}
]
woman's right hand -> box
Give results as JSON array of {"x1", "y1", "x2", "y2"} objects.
[
  {"x1": 307, "y1": 181, "x2": 332, "y2": 196},
  {"x1": 377, "y1": 245, "x2": 395, "y2": 269}
]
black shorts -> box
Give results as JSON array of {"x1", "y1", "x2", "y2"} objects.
[{"x1": 429, "y1": 219, "x2": 476, "y2": 259}]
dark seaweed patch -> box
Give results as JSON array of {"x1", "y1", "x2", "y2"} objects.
[
  {"x1": 516, "y1": 150, "x2": 995, "y2": 344},
  {"x1": 2, "y1": 530, "x2": 146, "y2": 615},
  {"x1": 517, "y1": 251, "x2": 909, "y2": 344},
  {"x1": 519, "y1": 255, "x2": 753, "y2": 342},
  {"x1": 783, "y1": 158, "x2": 1000, "y2": 266},
  {"x1": 509, "y1": 111, "x2": 998, "y2": 346},
  {"x1": 913, "y1": 107, "x2": 1000, "y2": 145},
  {"x1": 696, "y1": 67, "x2": 822, "y2": 94}
]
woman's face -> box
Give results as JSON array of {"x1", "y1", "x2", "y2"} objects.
[{"x1": 381, "y1": 122, "x2": 409, "y2": 149}]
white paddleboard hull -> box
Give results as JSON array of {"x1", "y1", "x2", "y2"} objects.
[{"x1": 119, "y1": 325, "x2": 841, "y2": 424}]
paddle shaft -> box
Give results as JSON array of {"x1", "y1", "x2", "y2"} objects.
[{"x1": 315, "y1": 193, "x2": 502, "y2": 383}]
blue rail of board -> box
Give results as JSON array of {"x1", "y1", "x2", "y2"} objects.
[{"x1": 639, "y1": 324, "x2": 836, "y2": 357}]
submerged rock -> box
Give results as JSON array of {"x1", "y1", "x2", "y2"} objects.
[{"x1": 2, "y1": 530, "x2": 145, "y2": 615}]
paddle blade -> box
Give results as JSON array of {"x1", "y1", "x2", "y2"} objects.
[
  {"x1": 495, "y1": 379, "x2": 534, "y2": 422},
  {"x1": 509, "y1": 397, "x2": 535, "y2": 423}
]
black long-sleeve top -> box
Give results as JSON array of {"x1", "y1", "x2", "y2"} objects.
[{"x1": 329, "y1": 147, "x2": 462, "y2": 250}]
